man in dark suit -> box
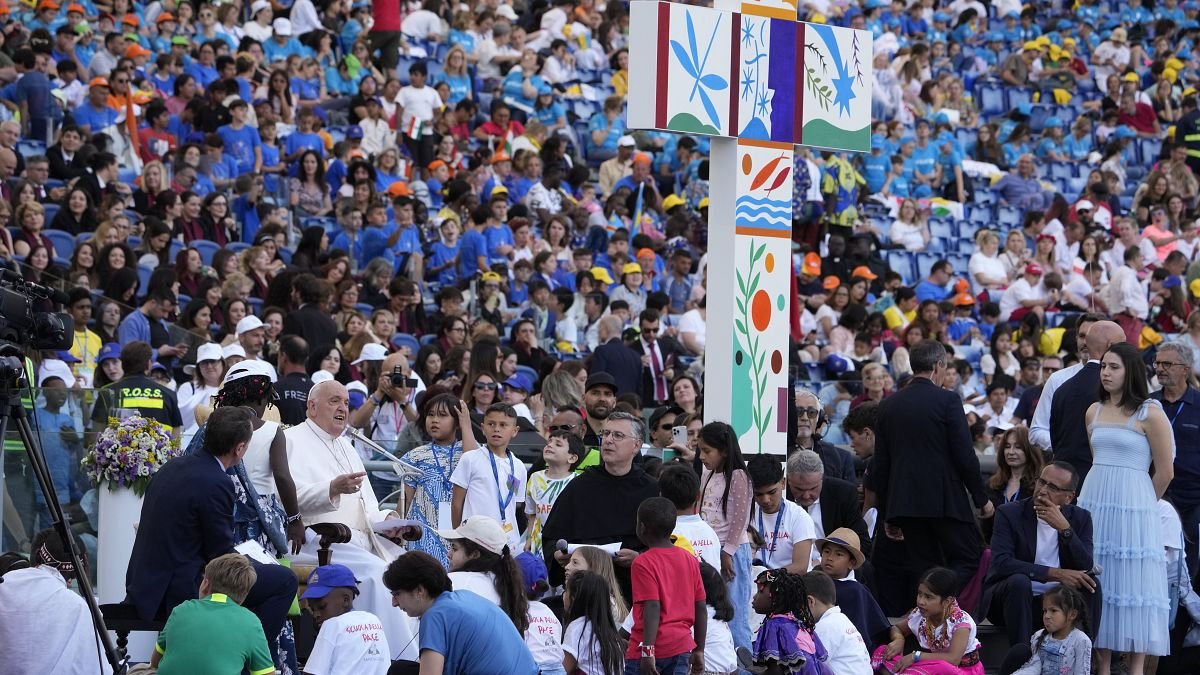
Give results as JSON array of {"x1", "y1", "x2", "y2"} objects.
[
  {"x1": 873, "y1": 340, "x2": 993, "y2": 595},
  {"x1": 590, "y1": 315, "x2": 642, "y2": 396},
  {"x1": 74, "y1": 151, "x2": 120, "y2": 207},
  {"x1": 787, "y1": 449, "x2": 871, "y2": 557},
  {"x1": 124, "y1": 407, "x2": 297, "y2": 644},
  {"x1": 282, "y1": 273, "x2": 339, "y2": 351},
  {"x1": 46, "y1": 124, "x2": 88, "y2": 182},
  {"x1": 981, "y1": 461, "x2": 1101, "y2": 647},
  {"x1": 1049, "y1": 320, "x2": 1126, "y2": 481},
  {"x1": 627, "y1": 309, "x2": 686, "y2": 408}
]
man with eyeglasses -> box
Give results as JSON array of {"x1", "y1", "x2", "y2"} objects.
[
  {"x1": 1152, "y1": 342, "x2": 1200, "y2": 579},
  {"x1": 540, "y1": 411, "x2": 659, "y2": 599},
  {"x1": 981, "y1": 461, "x2": 1100, "y2": 648},
  {"x1": 793, "y1": 390, "x2": 855, "y2": 483},
  {"x1": 1013, "y1": 355, "x2": 1062, "y2": 426}
]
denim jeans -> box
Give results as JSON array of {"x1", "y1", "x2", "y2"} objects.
[
  {"x1": 624, "y1": 652, "x2": 691, "y2": 675},
  {"x1": 729, "y1": 542, "x2": 753, "y2": 651}
]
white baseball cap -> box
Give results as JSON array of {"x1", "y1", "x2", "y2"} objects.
[
  {"x1": 347, "y1": 381, "x2": 368, "y2": 395},
  {"x1": 38, "y1": 359, "x2": 75, "y2": 387},
  {"x1": 495, "y1": 4, "x2": 517, "y2": 20},
  {"x1": 222, "y1": 344, "x2": 247, "y2": 360},
  {"x1": 617, "y1": 135, "x2": 636, "y2": 148},
  {"x1": 352, "y1": 343, "x2": 388, "y2": 365},
  {"x1": 184, "y1": 343, "x2": 225, "y2": 374},
  {"x1": 1075, "y1": 199, "x2": 1095, "y2": 211},
  {"x1": 310, "y1": 370, "x2": 334, "y2": 386},
  {"x1": 251, "y1": 0, "x2": 271, "y2": 15},
  {"x1": 437, "y1": 515, "x2": 508, "y2": 555},
  {"x1": 273, "y1": 17, "x2": 292, "y2": 35},
  {"x1": 236, "y1": 315, "x2": 265, "y2": 336},
  {"x1": 223, "y1": 359, "x2": 277, "y2": 384}
]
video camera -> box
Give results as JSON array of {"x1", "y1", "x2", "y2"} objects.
[{"x1": 0, "y1": 269, "x2": 73, "y2": 350}]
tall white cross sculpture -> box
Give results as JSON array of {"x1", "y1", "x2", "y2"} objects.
[{"x1": 628, "y1": 0, "x2": 872, "y2": 453}]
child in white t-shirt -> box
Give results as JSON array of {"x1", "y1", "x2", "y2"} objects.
[
  {"x1": 301, "y1": 564, "x2": 391, "y2": 675},
  {"x1": 804, "y1": 570, "x2": 872, "y2": 675},
  {"x1": 451, "y1": 404, "x2": 527, "y2": 551},
  {"x1": 524, "y1": 431, "x2": 581, "y2": 553},
  {"x1": 747, "y1": 455, "x2": 816, "y2": 573},
  {"x1": 658, "y1": 463, "x2": 722, "y2": 569},
  {"x1": 698, "y1": 561, "x2": 739, "y2": 674},
  {"x1": 516, "y1": 552, "x2": 566, "y2": 674},
  {"x1": 563, "y1": 570, "x2": 626, "y2": 675}
]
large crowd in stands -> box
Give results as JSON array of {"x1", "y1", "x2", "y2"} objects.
[{"x1": 2, "y1": 0, "x2": 1200, "y2": 673}]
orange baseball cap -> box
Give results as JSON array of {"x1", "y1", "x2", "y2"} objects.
[
  {"x1": 386, "y1": 181, "x2": 414, "y2": 197},
  {"x1": 156, "y1": 12, "x2": 176, "y2": 23},
  {"x1": 850, "y1": 265, "x2": 877, "y2": 280},
  {"x1": 953, "y1": 292, "x2": 976, "y2": 307},
  {"x1": 88, "y1": 77, "x2": 110, "y2": 89},
  {"x1": 37, "y1": 0, "x2": 60, "y2": 11},
  {"x1": 953, "y1": 278, "x2": 971, "y2": 293},
  {"x1": 427, "y1": 159, "x2": 448, "y2": 172},
  {"x1": 121, "y1": 13, "x2": 139, "y2": 25},
  {"x1": 635, "y1": 248, "x2": 656, "y2": 260},
  {"x1": 490, "y1": 151, "x2": 511, "y2": 164},
  {"x1": 66, "y1": 3, "x2": 85, "y2": 13},
  {"x1": 125, "y1": 44, "x2": 151, "y2": 58},
  {"x1": 801, "y1": 252, "x2": 821, "y2": 276},
  {"x1": 823, "y1": 275, "x2": 840, "y2": 290},
  {"x1": 632, "y1": 152, "x2": 653, "y2": 167}
]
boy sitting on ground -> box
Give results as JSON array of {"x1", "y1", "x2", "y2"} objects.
[{"x1": 301, "y1": 563, "x2": 391, "y2": 675}]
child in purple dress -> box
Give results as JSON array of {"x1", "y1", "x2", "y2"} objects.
[{"x1": 749, "y1": 569, "x2": 835, "y2": 675}]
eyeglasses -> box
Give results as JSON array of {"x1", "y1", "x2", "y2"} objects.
[
  {"x1": 659, "y1": 423, "x2": 675, "y2": 430},
  {"x1": 474, "y1": 382, "x2": 498, "y2": 391},
  {"x1": 1155, "y1": 361, "x2": 1186, "y2": 370},
  {"x1": 113, "y1": 78, "x2": 129, "y2": 84},
  {"x1": 599, "y1": 429, "x2": 632, "y2": 441},
  {"x1": 449, "y1": 326, "x2": 466, "y2": 333},
  {"x1": 548, "y1": 424, "x2": 577, "y2": 433},
  {"x1": 1035, "y1": 477, "x2": 1073, "y2": 495},
  {"x1": 797, "y1": 407, "x2": 821, "y2": 418}
]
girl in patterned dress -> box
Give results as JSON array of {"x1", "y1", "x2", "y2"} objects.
[
  {"x1": 749, "y1": 569, "x2": 835, "y2": 675},
  {"x1": 401, "y1": 392, "x2": 479, "y2": 567},
  {"x1": 873, "y1": 567, "x2": 986, "y2": 675}
]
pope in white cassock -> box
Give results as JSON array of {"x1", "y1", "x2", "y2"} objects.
[{"x1": 285, "y1": 379, "x2": 418, "y2": 661}]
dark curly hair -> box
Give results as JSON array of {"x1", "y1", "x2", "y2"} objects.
[
  {"x1": 214, "y1": 375, "x2": 274, "y2": 407},
  {"x1": 755, "y1": 569, "x2": 816, "y2": 629}
]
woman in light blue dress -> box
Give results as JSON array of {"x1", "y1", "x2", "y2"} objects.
[{"x1": 1078, "y1": 343, "x2": 1175, "y2": 675}]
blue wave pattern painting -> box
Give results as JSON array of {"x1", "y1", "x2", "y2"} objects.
[{"x1": 734, "y1": 195, "x2": 791, "y2": 231}]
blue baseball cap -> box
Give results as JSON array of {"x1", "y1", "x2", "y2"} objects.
[
  {"x1": 1016, "y1": 102, "x2": 1033, "y2": 116},
  {"x1": 98, "y1": 343, "x2": 121, "y2": 363},
  {"x1": 56, "y1": 350, "x2": 80, "y2": 363},
  {"x1": 937, "y1": 132, "x2": 956, "y2": 146},
  {"x1": 516, "y1": 552, "x2": 548, "y2": 592},
  {"x1": 346, "y1": 126, "x2": 363, "y2": 140},
  {"x1": 301, "y1": 564, "x2": 360, "y2": 599},
  {"x1": 503, "y1": 373, "x2": 533, "y2": 393},
  {"x1": 1004, "y1": 10, "x2": 1019, "y2": 19},
  {"x1": 864, "y1": 0, "x2": 887, "y2": 9},
  {"x1": 1057, "y1": 19, "x2": 1074, "y2": 31},
  {"x1": 933, "y1": 12, "x2": 948, "y2": 22},
  {"x1": 537, "y1": 82, "x2": 553, "y2": 96},
  {"x1": 149, "y1": 362, "x2": 168, "y2": 373},
  {"x1": 899, "y1": 134, "x2": 916, "y2": 145},
  {"x1": 1044, "y1": 117, "x2": 1064, "y2": 129},
  {"x1": 1113, "y1": 125, "x2": 1138, "y2": 139},
  {"x1": 933, "y1": 111, "x2": 950, "y2": 125},
  {"x1": 871, "y1": 134, "x2": 886, "y2": 150}
]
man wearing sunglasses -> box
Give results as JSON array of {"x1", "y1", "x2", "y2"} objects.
[
  {"x1": 1152, "y1": 342, "x2": 1200, "y2": 579},
  {"x1": 981, "y1": 461, "x2": 1100, "y2": 649}
]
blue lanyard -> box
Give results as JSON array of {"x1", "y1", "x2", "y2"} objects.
[
  {"x1": 428, "y1": 441, "x2": 459, "y2": 494},
  {"x1": 487, "y1": 450, "x2": 517, "y2": 521},
  {"x1": 1168, "y1": 400, "x2": 1186, "y2": 427},
  {"x1": 756, "y1": 502, "x2": 786, "y2": 570}
]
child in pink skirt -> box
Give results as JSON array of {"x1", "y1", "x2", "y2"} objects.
[{"x1": 872, "y1": 567, "x2": 986, "y2": 675}]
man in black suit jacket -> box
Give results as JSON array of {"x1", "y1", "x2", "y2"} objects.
[
  {"x1": 787, "y1": 450, "x2": 871, "y2": 557},
  {"x1": 590, "y1": 315, "x2": 642, "y2": 396},
  {"x1": 981, "y1": 462, "x2": 1101, "y2": 646},
  {"x1": 873, "y1": 340, "x2": 992, "y2": 595},
  {"x1": 124, "y1": 407, "x2": 297, "y2": 644},
  {"x1": 1049, "y1": 320, "x2": 1126, "y2": 482},
  {"x1": 46, "y1": 126, "x2": 88, "y2": 181},
  {"x1": 627, "y1": 309, "x2": 686, "y2": 407},
  {"x1": 282, "y1": 274, "x2": 339, "y2": 351}
]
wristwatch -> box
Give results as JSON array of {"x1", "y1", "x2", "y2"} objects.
[
  {"x1": 639, "y1": 643, "x2": 655, "y2": 658},
  {"x1": 914, "y1": 651, "x2": 922, "y2": 663},
  {"x1": 1059, "y1": 527, "x2": 1074, "y2": 541}
]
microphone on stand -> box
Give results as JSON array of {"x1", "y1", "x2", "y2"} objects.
[{"x1": 344, "y1": 428, "x2": 424, "y2": 477}]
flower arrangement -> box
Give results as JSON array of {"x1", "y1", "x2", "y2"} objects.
[{"x1": 81, "y1": 415, "x2": 182, "y2": 496}]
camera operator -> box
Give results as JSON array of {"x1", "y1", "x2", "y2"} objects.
[{"x1": 349, "y1": 349, "x2": 421, "y2": 451}]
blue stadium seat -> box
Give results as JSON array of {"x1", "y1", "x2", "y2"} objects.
[
  {"x1": 355, "y1": 303, "x2": 375, "y2": 314},
  {"x1": 44, "y1": 229, "x2": 75, "y2": 259},
  {"x1": 1048, "y1": 162, "x2": 1074, "y2": 180},
  {"x1": 391, "y1": 333, "x2": 420, "y2": 356},
  {"x1": 973, "y1": 188, "x2": 997, "y2": 206},
  {"x1": 17, "y1": 140, "x2": 46, "y2": 157},
  {"x1": 1137, "y1": 137, "x2": 1164, "y2": 164},
  {"x1": 228, "y1": 242, "x2": 251, "y2": 254},
  {"x1": 996, "y1": 206, "x2": 1022, "y2": 229},
  {"x1": 127, "y1": 236, "x2": 142, "y2": 250},
  {"x1": 926, "y1": 238, "x2": 945, "y2": 252},
  {"x1": 1066, "y1": 177, "x2": 1088, "y2": 197},
  {"x1": 948, "y1": 253, "x2": 971, "y2": 272},
  {"x1": 419, "y1": 334, "x2": 438, "y2": 346},
  {"x1": 959, "y1": 221, "x2": 982, "y2": 242},
  {"x1": 929, "y1": 220, "x2": 955, "y2": 240},
  {"x1": 247, "y1": 297, "x2": 263, "y2": 316},
  {"x1": 178, "y1": 294, "x2": 191, "y2": 305},
  {"x1": 915, "y1": 252, "x2": 941, "y2": 280},
  {"x1": 1027, "y1": 105, "x2": 1053, "y2": 133},
  {"x1": 42, "y1": 203, "x2": 60, "y2": 224},
  {"x1": 885, "y1": 250, "x2": 915, "y2": 283},
  {"x1": 955, "y1": 128, "x2": 977, "y2": 148},
  {"x1": 75, "y1": 232, "x2": 93, "y2": 246},
  {"x1": 966, "y1": 204, "x2": 993, "y2": 225},
  {"x1": 192, "y1": 240, "x2": 221, "y2": 265},
  {"x1": 137, "y1": 264, "x2": 153, "y2": 291},
  {"x1": 277, "y1": 248, "x2": 292, "y2": 264},
  {"x1": 954, "y1": 344, "x2": 984, "y2": 368},
  {"x1": 1006, "y1": 87, "x2": 1034, "y2": 112},
  {"x1": 977, "y1": 82, "x2": 1006, "y2": 117}
]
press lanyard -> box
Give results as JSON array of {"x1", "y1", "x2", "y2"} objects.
[
  {"x1": 429, "y1": 441, "x2": 458, "y2": 494},
  {"x1": 757, "y1": 502, "x2": 787, "y2": 569},
  {"x1": 1168, "y1": 400, "x2": 1186, "y2": 427},
  {"x1": 488, "y1": 450, "x2": 517, "y2": 520}
]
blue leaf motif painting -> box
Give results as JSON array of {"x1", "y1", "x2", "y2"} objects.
[{"x1": 669, "y1": 9, "x2": 726, "y2": 131}]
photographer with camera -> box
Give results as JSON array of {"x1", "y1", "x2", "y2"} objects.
[{"x1": 349, "y1": 349, "x2": 421, "y2": 451}]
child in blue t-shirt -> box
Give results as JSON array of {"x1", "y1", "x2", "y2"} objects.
[
  {"x1": 882, "y1": 155, "x2": 910, "y2": 199},
  {"x1": 428, "y1": 217, "x2": 463, "y2": 286},
  {"x1": 258, "y1": 120, "x2": 285, "y2": 197},
  {"x1": 284, "y1": 109, "x2": 325, "y2": 167},
  {"x1": 863, "y1": 140, "x2": 890, "y2": 195},
  {"x1": 1035, "y1": 118, "x2": 1066, "y2": 162}
]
